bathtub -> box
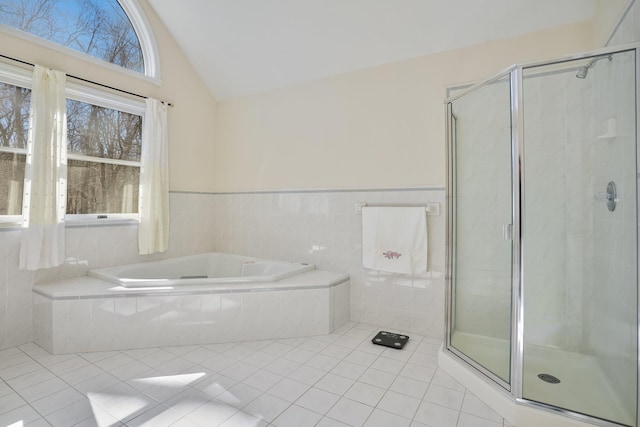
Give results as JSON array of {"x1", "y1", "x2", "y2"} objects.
[
  {"x1": 33, "y1": 252, "x2": 350, "y2": 353},
  {"x1": 89, "y1": 252, "x2": 315, "y2": 287}
]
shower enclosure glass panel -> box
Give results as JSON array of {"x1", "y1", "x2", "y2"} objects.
[
  {"x1": 449, "y1": 75, "x2": 513, "y2": 384},
  {"x1": 446, "y1": 45, "x2": 639, "y2": 427},
  {"x1": 521, "y1": 50, "x2": 637, "y2": 426}
]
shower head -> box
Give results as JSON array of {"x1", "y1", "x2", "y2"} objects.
[
  {"x1": 575, "y1": 55, "x2": 612, "y2": 79},
  {"x1": 576, "y1": 66, "x2": 589, "y2": 79}
]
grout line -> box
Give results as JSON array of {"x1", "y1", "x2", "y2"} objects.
[{"x1": 0, "y1": 324, "x2": 482, "y2": 427}]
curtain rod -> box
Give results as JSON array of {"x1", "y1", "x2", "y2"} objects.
[{"x1": 0, "y1": 53, "x2": 174, "y2": 107}]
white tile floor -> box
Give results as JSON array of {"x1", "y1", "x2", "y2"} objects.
[{"x1": 0, "y1": 322, "x2": 514, "y2": 427}]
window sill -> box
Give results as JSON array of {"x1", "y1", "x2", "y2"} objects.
[
  {"x1": 0, "y1": 222, "x2": 21, "y2": 231},
  {"x1": 0, "y1": 218, "x2": 140, "y2": 231},
  {"x1": 65, "y1": 218, "x2": 139, "y2": 228}
]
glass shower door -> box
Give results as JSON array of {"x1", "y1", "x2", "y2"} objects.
[
  {"x1": 521, "y1": 49, "x2": 637, "y2": 426},
  {"x1": 448, "y1": 75, "x2": 513, "y2": 385}
]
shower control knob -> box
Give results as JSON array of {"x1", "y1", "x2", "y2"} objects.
[
  {"x1": 593, "y1": 181, "x2": 617, "y2": 212},
  {"x1": 606, "y1": 181, "x2": 617, "y2": 212}
]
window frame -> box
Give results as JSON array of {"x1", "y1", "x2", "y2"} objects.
[
  {"x1": 0, "y1": 0, "x2": 160, "y2": 83},
  {"x1": 65, "y1": 81, "x2": 145, "y2": 223},
  {"x1": 0, "y1": 62, "x2": 31, "y2": 225},
  {"x1": 0, "y1": 60, "x2": 146, "y2": 227}
]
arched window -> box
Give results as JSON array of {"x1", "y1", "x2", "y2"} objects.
[
  {"x1": 0, "y1": 0, "x2": 163, "y2": 225},
  {"x1": 0, "y1": 0, "x2": 158, "y2": 78}
]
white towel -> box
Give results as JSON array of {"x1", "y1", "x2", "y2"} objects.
[{"x1": 362, "y1": 207, "x2": 428, "y2": 274}]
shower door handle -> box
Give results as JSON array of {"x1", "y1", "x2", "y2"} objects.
[{"x1": 502, "y1": 224, "x2": 513, "y2": 241}]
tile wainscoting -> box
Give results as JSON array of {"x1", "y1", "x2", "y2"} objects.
[
  {"x1": 1, "y1": 187, "x2": 445, "y2": 351},
  {"x1": 208, "y1": 188, "x2": 446, "y2": 339}
]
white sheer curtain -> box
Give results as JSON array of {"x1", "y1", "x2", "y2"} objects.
[
  {"x1": 138, "y1": 98, "x2": 169, "y2": 254},
  {"x1": 19, "y1": 65, "x2": 67, "y2": 270}
]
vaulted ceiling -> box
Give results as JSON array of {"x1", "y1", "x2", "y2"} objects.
[{"x1": 148, "y1": 0, "x2": 608, "y2": 100}]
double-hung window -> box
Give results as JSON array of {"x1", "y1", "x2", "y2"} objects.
[
  {"x1": 0, "y1": 69, "x2": 30, "y2": 224},
  {"x1": 0, "y1": 63, "x2": 145, "y2": 225},
  {"x1": 65, "y1": 83, "x2": 144, "y2": 221}
]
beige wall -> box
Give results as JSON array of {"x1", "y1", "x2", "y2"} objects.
[
  {"x1": 608, "y1": 0, "x2": 640, "y2": 45},
  {"x1": 592, "y1": 0, "x2": 634, "y2": 46},
  {"x1": 0, "y1": 0, "x2": 217, "y2": 193},
  {"x1": 214, "y1": 21, "x2": 596, "y2": 192},
  {"x1": 0, "y1": 4, "x2": 608, "y2": 193}
]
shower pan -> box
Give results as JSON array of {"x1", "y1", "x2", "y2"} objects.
[{"x1": 445, "y1": 44, "x2": 639, "y2": 427}]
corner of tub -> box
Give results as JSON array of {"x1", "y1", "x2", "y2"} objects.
[
  {"x1": 32, "y1": 292, "x2": 54, "y2": 353},
  {"x1": 331, "y1": 277, "x2": 351, "y2": 331}
]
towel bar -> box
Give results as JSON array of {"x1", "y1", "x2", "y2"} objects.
[{"x1": 355, "y1": 202, "x2": 440, "y2": 216}]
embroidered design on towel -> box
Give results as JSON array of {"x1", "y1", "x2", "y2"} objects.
[{"x1": 382, "y1": 251, "x2": 402, "y2": 260}]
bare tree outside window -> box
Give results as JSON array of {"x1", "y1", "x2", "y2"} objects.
[
  {"x1": 67, "y1": 160, "x2": 140, "y2": 214},
  {"x1": 0, "y1": 82, "x2": 29, "y2": 216},
  {"x1": 0, "y1": 0, "x2": 144, "y2": 72},
  {"x1": 66, "y1": 99, "x2": 142, "y2": 214},
  {"x1": 67, "y1": 99, "x2": 141, "y2": 161},
  {"x1": 0, "y1": 0, "x2": 146, "y2": 218}
]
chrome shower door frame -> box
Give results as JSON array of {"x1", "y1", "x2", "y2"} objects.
[
  {"x1": 444, "y1": 43, "x2": 640, "y2": 427},
  {"x1": 444, "y1": 67, "x2": 515, "y2": 392}
]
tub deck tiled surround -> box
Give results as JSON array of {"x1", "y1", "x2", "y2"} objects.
[
  {"x1": 0, "y1": 322, "x2": 512, "y2": 427},
  {"x1": 32, "y1": 270, "x2": 349, "y2": 354}
]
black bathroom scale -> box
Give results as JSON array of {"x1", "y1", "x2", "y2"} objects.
[{"x1": 372, "y1": 331, "x2": 409, "y2": 350}]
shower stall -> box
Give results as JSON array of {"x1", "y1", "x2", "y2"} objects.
[{"x1": 445, "y1": 44, "x2": 639, "y2": 426}]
